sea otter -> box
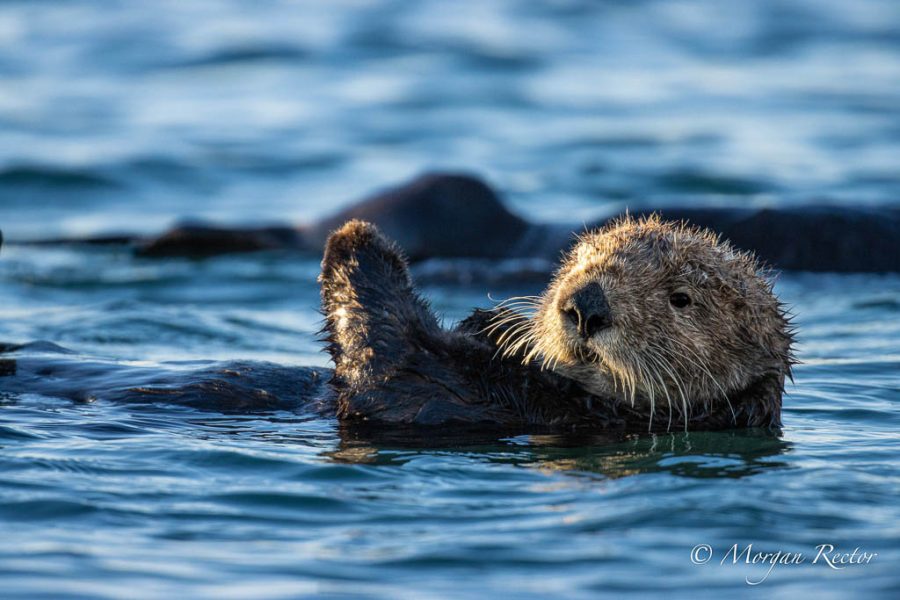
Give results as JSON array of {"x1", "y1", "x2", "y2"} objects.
[
  {"x1": 9, "y1": 173, "x2": 900, "y2": 273},
  {"x1": 320, "y1": 218, "x2": 794, "y2": 432},
  {"x1": 0, "y1": 214, "x2": 794, "y2": 433}
]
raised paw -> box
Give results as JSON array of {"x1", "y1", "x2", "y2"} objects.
[{"x1": 319, "y1": 220, "x2": 439, "y2": 390}]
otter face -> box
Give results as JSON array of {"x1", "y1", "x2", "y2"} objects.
[{"x1": 498, "y1": 216, "x2": 793, "y2": 422}]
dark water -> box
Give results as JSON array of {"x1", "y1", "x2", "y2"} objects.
[{"x1": 1, "y1": 0, "x2": 899, "y2": 598}]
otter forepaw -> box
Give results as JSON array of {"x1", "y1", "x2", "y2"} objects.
[
  {"x1": 319, "y1": 220, "x2": 409, "y2": 290},
  {"x1": 319, "y1": 220, "x2": 440, "y2": 388}
]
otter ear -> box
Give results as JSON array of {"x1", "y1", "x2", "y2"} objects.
[{"x1": 319, "y1": 220, "x2": 441, "y2": 386}]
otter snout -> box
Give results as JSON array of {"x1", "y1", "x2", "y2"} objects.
[{"x1": 561, "y1": 282, "x2": 612, "y2": 339}]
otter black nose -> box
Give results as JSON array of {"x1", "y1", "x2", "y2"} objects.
[{"x1": 563, "y1": 282, "x2": 612, "y2": 338}]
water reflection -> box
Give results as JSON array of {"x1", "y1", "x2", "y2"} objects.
[
  {"x1": 1, "y1": 345, "x2": 791, "y2": 481},
  {"x1": 330, "y1": 426, "x2": 791, "y2": 480}
]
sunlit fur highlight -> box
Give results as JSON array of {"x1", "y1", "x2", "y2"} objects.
[{"x1": 488, "y1": 214, "x2": 795, "y2": 430}]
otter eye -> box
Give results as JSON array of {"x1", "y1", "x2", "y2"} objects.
[{"x1": 669, "y1": 292, "x2": 691, "y2": 308}]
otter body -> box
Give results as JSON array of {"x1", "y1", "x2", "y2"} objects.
[
  {"x1": 319, "y1": 220, "x2": 793, "y2": 432},
  {"x1": 317, "y1": 219, "x2": 607, "y2": 429},
  {"x1": 10, "y1": 173, "x2": 900, "y2": 273},
  {"x1": 1, "y1": 215, "x2": 793, "y2": 434}
]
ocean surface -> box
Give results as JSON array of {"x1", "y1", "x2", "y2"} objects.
[{"x1": 1, "y1": 0, "x2": 899, "y2": 598}]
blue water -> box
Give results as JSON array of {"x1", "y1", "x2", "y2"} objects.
[{"x1": 1, "y1": 0, "x2": 899, "y2": 597}]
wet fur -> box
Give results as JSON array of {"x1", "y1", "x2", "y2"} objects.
[
  {"x1": 319, "y1": 220, "x2": 621, "y2": 430},
  {"x1": 494, "y1": 215, "x2": 795, "y2": 430},
  {"x1": 320, "y1": 219, "x2": 793, "y2": 431}
]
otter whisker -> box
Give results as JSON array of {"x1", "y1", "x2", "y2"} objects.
[
  {"x1": 483, "y1": 315, "x2": 523, "y2": 331},
  {"x1": 493, "y1": 297, "x2": 542, "y2": 312},
  {"x1": 483, "y1": 313, "x2": 529, "y2": 333},
  {"x1": 647, "y1": 358, "x2": 672, "y2": 425},
  {"x1": 645, "y1": 343, "x2": 692, "y2": 429},
  {"x1": 485, "y1": 318, "x2": 533, "y2": 348},
  {"x1": 661, "y1": 337, "x2": 736, "y2": 422},
  {"x1": 502, "y1": 333, "x2": 537, "y2": 361},
  {"x1": 491, "y1": 305, "x2": 539, "y2": 317},
  {"x1": 494, "y1": 294, "x2": 542, "y2": 304},
  {"x1": 639, "y1": 362, "x2": 656, "y2": 431},
  {"x1": 641, "y1": 355, "x2": 672, "y2": 431},
  {"x1": 494, "y1": 300, "x2": 541, "y2": 310},
  {"x1": 508, "y1": 331, "x2": 539, "y2": 358},
  {"x1": 492, "y1": 322, "x2": 535, "y2": 361},
  {"x1": 499, "y1": 328, "x2": 527, "y2": 352},
  {"x1": 490, "y1": 317, "x2": 529, "y2": 340}
]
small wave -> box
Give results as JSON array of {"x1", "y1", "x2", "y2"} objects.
[
  {"x1": 209, "y1": 491, "x2": 353, "y2": 514},
  {"x1": 0, "y1": 165, "x2": 121, "y2": 190},
  {"x1": 0, "y1": 424, "x2": 42, "y2": 441},
  {"x1": 162, "y1": 44, "x2": 310, "y2": 69},
  {"x1": 655, "y1": 170, "x2": 773, "y2": 196},
  {"x1": 0, "y1": 499, "x2": 99, "y2": 521},
  {"x1": 852, "y1": 298, "x2": 900, "y2": 311}
]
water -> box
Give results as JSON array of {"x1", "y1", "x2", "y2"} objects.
[{"x1": 1, "y1": 0, "x2": 899, "y2": 597}]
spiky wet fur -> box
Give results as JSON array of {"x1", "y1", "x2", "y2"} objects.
[
  {"x1": 320, "y1": 218, "x2": 794, "y2": 432},
  {"x1": 319, "y1": 220, "x2": 622, "y2": 429},
  {"x1": 490, "y1": 214, "x2": 795, "y2": 430}
]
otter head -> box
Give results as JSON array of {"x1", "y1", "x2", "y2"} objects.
[{"x1": 497, "y1": 215, "x2": 794, "y2": 427}]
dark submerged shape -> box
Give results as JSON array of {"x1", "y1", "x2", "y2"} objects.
[
  {"x1": 12, "y1": 172, "x2": 900, "y2": 273},
  {"x1": 319, "y1": 220, "x2": 788, "y2": 432}
]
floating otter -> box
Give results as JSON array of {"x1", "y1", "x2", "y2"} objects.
[
  {"x1": 9, "y1": 172, "x2": 900, "y2": 273},
  {"x1": 0, "y1": 215, "x2": 793, "y2": 433},
  {"x1": 319, "y1": 218, "x2": 794, "y2": 431}
]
